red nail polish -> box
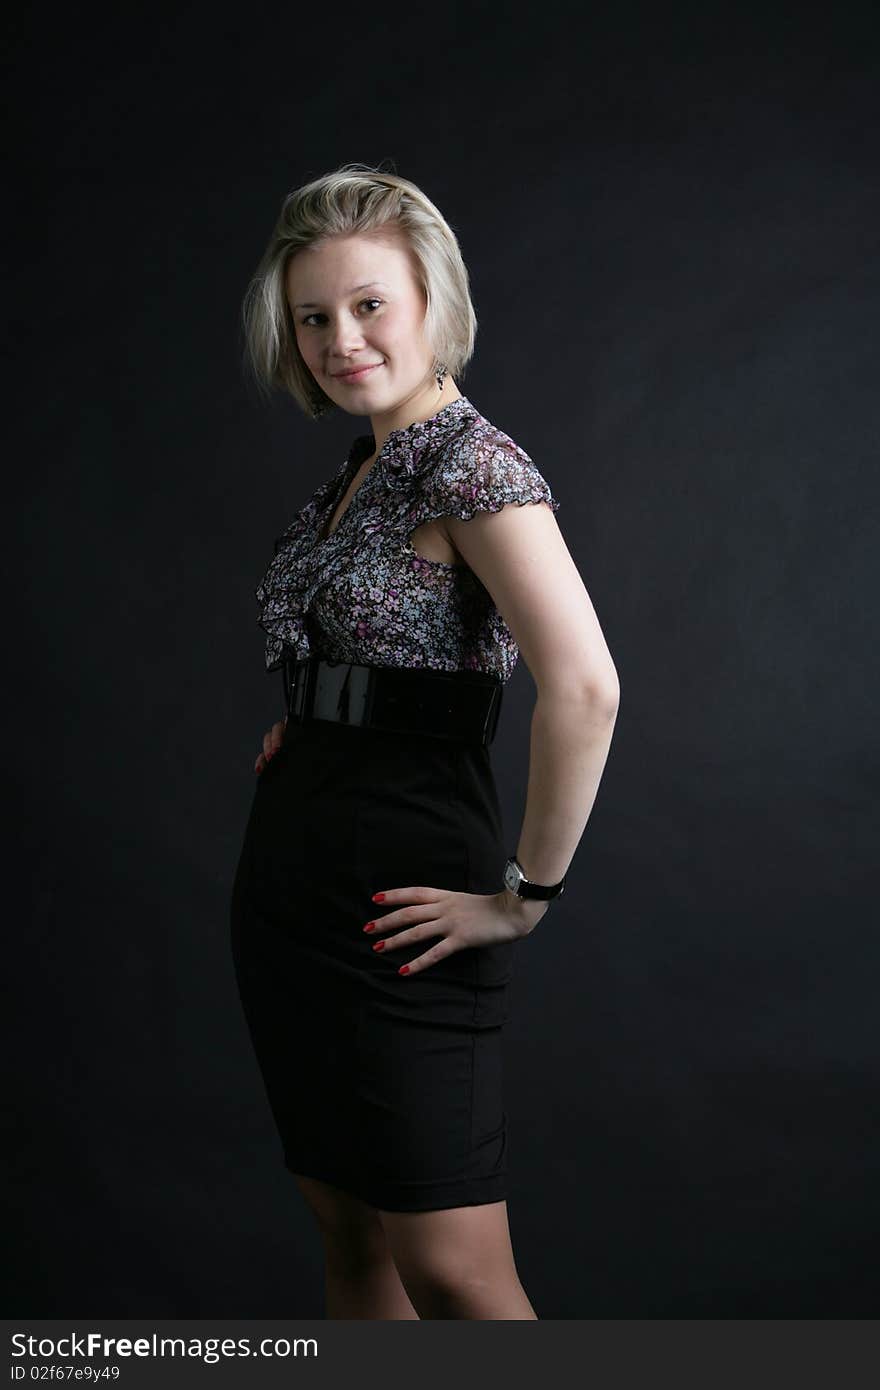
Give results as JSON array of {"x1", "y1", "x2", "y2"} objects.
[
  {"x1": 372, "y1": 940, "x2": 385, "y2": 951},
  {"x1": 398, "y1": 965, "x2": 410, "y2": 975},
  {"x1": 372, "y1": 892, "x2": 385, "y2": 902},
  {"x1": 363, "y1": 922, "x2": 376, "y2": 932}
]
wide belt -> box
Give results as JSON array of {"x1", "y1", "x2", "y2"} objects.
[{"x1": 282, "y1": 655, "x2": 503, "y2": 747}]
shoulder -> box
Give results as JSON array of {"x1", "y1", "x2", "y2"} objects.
[{"x1": 424, "y1": 405, "x2": 559, "y2": 520}]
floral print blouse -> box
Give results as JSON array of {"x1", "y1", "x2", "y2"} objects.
[{"x1": 254, "y1": 395, "x2": 560, "y2": 685}]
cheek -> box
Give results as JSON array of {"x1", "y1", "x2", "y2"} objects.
[
  {"x1": 374, "y1": 320, "x2": 415, "y2": 358},
  {"x1": 296, "y1": 334, "x2": 321, "y2": 370},
  {"x1": 386, "y1": 316, "x2": 426, "y2": 357}
]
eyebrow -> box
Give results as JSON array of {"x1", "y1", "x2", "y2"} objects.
[{"x1": 293, "y1": 281, "x2": 389, "y2": 310}]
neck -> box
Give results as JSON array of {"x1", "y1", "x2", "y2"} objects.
[{"x1": 367, "y1": 377, "x2": 462, "y2": 457}]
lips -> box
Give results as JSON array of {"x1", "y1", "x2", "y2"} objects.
[{"x1": 333, "y1": 363, "x2": 383, "y2": 381}]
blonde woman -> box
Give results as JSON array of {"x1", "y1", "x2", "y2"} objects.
[{"x1": 231, "y1": 163, "x2": 620, "y2": 1319}]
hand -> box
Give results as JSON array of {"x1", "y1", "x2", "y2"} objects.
[
  {"x1": 254, "y1": 715, "x2": 288, "y2": 774},
  {"x1": 363, "y1": 885, "x2": 549, "y2": 977}
]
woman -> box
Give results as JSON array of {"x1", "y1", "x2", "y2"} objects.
[{"x1": 231, "y1": 163, "x2": 620, "y2": 1319}]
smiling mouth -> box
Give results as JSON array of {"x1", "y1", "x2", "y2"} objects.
[{"x1": 333, "y1": 363, "x2": 383, "y2": 381}]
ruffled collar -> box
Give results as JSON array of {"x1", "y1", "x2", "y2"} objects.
[
  {"x1": 254, "y1": 394, "x2": 481, "y2": 671},
  {"x1": 350, "y1": 394, "x2": 478, "y2": 491}
]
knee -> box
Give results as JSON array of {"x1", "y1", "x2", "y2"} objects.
[{"x1": 396, "y1": 1252, "x2": 494, "y2": 1316}]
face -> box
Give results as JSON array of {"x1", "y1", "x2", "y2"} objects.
[{"x1": 286, "y1": 229, "x2": 437, "y2": 418}]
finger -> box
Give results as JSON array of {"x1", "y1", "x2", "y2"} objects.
[
  {"x1": 255, "y1": 752, "x2": 267, "y2": 773},
  {"x1": 396, "y1": 939, "x2": 458, "y2": 976},
  {"x1": 271, "y1": 719, "x2": 286, "y2": 752},
  {"x1": 369, "y1": 919, "x2": 445, "y2": 952},
  {"x1": 368, "y1": 886, "x2": 444, "y2": 908},
  {"x1": 365, "y1": 899, "x2": 444, "y2": 933}
]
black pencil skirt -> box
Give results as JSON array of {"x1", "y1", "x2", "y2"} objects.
[{"x1": 229, "y1": 707, "x2": 514, "y2": 1212}]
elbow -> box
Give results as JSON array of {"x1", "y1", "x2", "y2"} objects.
[
  {"x1": 537, "y1": 668, "x2": 620, "y2": 718},
  {"x1": 578, "y1": 661, "x2": 620, "y2": 718},
  {"x1": 588, "y1": 658, "x2": 620, "y2": 717},
  {"x1": 590, "y1": 677, "x2": 620, "y2": 720}
]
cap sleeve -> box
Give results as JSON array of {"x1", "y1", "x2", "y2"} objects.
[{"x1": 415, "y1": 432, "x2": 561, "y2": 528}]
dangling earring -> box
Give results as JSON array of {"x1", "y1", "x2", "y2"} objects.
[
  {"x1": 435, "y1": 362, "x2": 448, "y2": 391},
  {"x1": 310, "y1": 392, "x2": 332, "y2": 419}
]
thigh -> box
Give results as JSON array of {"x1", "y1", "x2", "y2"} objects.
[
  {"x1": 292, "y1": 1173, "x2": 387, "y2": 1255},
  {"x1": 376, "y1": 1200, "x2": 517, "y2": 1285}
]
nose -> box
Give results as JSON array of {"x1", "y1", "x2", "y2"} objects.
[{"x1": 325, "y1": 313, "x2": 368, "y2": 361}]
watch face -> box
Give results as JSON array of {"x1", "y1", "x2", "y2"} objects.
[{"x1": 503, "y1": 860, "x2": 521, "y2": 894}]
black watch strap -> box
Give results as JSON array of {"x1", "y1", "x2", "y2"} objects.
[{"x1": 503, "y1": 855, "x2": 566, "y2": 901}]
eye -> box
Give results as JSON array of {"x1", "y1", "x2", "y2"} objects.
[{"x1": 300, "y1": 298, "x2": 384, "y2": 328}]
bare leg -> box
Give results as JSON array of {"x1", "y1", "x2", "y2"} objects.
[
  {"x1": 377, "y1": 1199, "x2": 537, "y2": 1320},
  {"x1": 292, "y1": 1174, "x2": 420, "y2": 1319}
]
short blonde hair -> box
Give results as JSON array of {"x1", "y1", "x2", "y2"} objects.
[{"x1": 240, "y1": 161, "x2": 478, "y2": 418}]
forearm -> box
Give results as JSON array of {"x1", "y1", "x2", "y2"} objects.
[{"x1": 509, "y1": 686, "x2": 619, "y2": 890}]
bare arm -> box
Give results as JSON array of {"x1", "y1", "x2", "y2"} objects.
[{"x1": 444, "y1": 500, "x2": 620, "y2": 913}]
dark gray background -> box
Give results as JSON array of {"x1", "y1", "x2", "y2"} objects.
[{"x1": 6, "y1": 2, "x2": 879, "y2": 1317}]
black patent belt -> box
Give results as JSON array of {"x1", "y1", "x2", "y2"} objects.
[{"x1": 282, "y1": 655, "x2": 503, "y2": 747}]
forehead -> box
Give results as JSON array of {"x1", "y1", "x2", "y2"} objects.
[{"x1": 285, "y1": 229, "x2": 414, "y2": 301}]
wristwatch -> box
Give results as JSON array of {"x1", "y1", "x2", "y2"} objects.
[{"x1": 503, "y1": 855, "x2": 566, "y2": 903}]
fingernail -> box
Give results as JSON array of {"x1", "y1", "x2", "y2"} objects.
[
  {"x1": 363, "y1": 922, "x2": 376, "y2": 932},
  {"x1": 372, "y1": 940, "x2": 385, "y2": 951},
  {"x1": 398, "y1": 965, "x2": 410, "y2": 975},
  {"x1": 372, "y1": 893, "x2": 385, "y2": 903}
]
